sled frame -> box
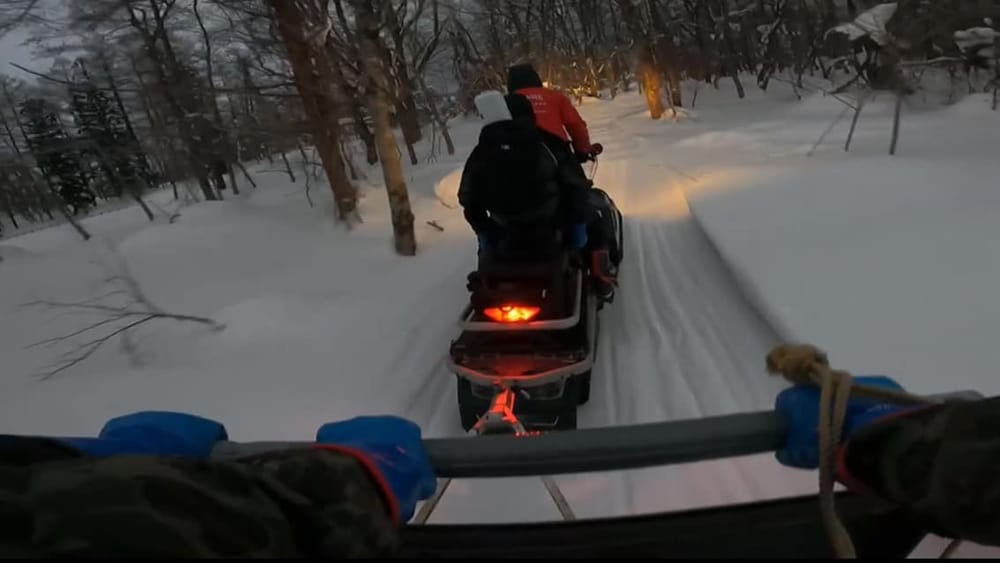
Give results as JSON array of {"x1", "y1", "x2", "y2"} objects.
[
  {"x1": 208, "y1": 392, "x2": 983, "y2": 556},
  {"x1": 414, "y1": 388, "x2": 576, "y2": 524}
]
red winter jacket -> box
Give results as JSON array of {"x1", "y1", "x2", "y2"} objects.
[{"x1": 512, "y1": 86, "x2": 592, "y2": 155}]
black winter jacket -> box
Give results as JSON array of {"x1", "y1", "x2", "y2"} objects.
[{"x1": 458, "y1": 119, "x2": 591, "y2": 238}]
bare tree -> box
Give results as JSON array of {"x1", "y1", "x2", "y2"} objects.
[
  {"x1": 2, "y1": 0, "x2": 995, "y2": 243},
  {"x1": 267, "y1": 0, "x2": 359, "y2": 223},
  {"x1": 193, "y1": 0, "x2": 240, "y2": 195},
  {"x1": 0, "y1": 0, "x2": 41, "y2": 36},
  {"x1": 351, "y1": 0, "x2": 417, "y2": 255},
  {"x1": 617, "y1": 0, "x2": 666, "y2": 118},
  {"x1": 2, "y1": 78, "x2": 92, "y2": 240}
]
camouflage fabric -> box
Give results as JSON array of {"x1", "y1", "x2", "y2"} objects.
[
  {"x1": 844, "y1": 396, "x2": 1000, "y2": 547},
  {"x1": 0, "y1": 441, "x2": 399, "y2": 557}
]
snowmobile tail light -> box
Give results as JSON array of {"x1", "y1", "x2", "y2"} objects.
[{"x1": 484, "y1": 305, "x2": 541, "y2": 323}]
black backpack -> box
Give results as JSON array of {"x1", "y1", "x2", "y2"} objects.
[{"x1": 473, "y1": 120, "x2": 559, "y2": 223}]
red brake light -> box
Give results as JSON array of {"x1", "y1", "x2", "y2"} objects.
[{"x1": 483, "y1": 305, "x2": 540, "y2": 323}]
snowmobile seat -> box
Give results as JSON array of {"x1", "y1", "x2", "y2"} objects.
[
  {"x1": 478, "y1": 250, "x2": 569, "y2": 280},
  {"x1": 479, "y1": 218, "x2": 570, "y2": 265},
  {"x1": 474, "y1": 223, "x2": 573, "y2": 291}
]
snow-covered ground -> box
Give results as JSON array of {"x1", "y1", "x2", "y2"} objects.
[
  {"x1": 1, "y1": 79, "x2": 996, "y2": 556},
  {"x1": 684, "y1": 91, "x2": 1000, "y2": 400}
]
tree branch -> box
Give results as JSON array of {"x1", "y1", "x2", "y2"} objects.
[
  {"x1": 23, "y1": 249, "x2": 224, "y2": 378},
  {"x1": 9, "y1": 62, "x2": 296, "y2": 95},
  {"x1": 0, "y1": 0, "x2": 40, "y2": 35}
]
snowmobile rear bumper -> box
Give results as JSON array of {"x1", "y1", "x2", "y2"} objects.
[
  {"x1": 459, "y1": 272, "x2": 584, "y2": 332},
  {"x1": 450, "y1": 271, "x2": 599, "y2": 430},
  {"x1": 448, "y1": 355, "x2": 593, "y2": 389},
  {"x1": 449, "y1": 278, "x2": 598, "y2": 391}
]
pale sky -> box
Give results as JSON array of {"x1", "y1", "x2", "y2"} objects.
[
  {"x1": 0, "y1": 27, "x2": 37, "y2": 79},
  {"x1": 1, "y1": 0, "x2": 67, "y2": 81}
]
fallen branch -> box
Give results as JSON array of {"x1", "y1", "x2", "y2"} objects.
[
  {"x1": 301, "y1": 156, "x2": 315, "y2": 208},
  {"x1": 889, "y1": 91, "x2": 903, "y2": 155},
  {"x1": 844, "y1": 92, "x2": 873, "y2": 152},
  {"x1": 830, "y1": 71, "x2": 864, "y2": 95},
  {"x1": 808, "y1": 104, "x2": 851, "y2": 157},
  {"x1": 40, "y1": 312, "x2": 218, "y2": 378},
  {"x1": 435, "y1": 193, "x2": 457, "y2": 209},
  {"x1": 235, "y1": 161, "x2": 259, "y2": 189},
  {"x1": 899, "y1": 57, "x2": 965, "y2": 67},
  {"x1": 24, "y1": 248, "x2": 224, "y2": 378}
]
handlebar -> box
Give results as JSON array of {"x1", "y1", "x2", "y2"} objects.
[
  {"x1": 211, "y1": 411, "x2": 787, "y2": 478},
  {"x1": 577, "y1": 143, "x2": 603, "y2": 163},
  {"x1": 208, "y1": 391, "x2": 980, "y2": 479}
]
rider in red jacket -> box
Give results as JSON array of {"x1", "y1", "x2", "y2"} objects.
[
  {"x1": 506, "y1": 63, "x2": 616, "y2": 299},
  {"x1": 506, "y1": 63, "x2": 595, "y2": 158}
]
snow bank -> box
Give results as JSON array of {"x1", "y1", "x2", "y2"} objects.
[
  {"x1": 0, "y1": 118, "x2": 483, "y2": 442},
  {"x1": 687, "y1": 93, "x2": 1000, "y2": 397},
  {"x1": 955, "y1": 26, "x2": 999, "y2": 53},
  {"x1": 829, "y1": 3, "x2": 898, "y2": 45},
  {"x1": 0, "y1": 244, "x2": 30, "y2": 261}
]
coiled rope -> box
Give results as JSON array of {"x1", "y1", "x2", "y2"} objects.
[{"x1": 765, "y1": 343, "x2": 959, "y2": 559}]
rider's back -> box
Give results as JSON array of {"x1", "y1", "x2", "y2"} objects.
[
  {"x1": 458, "y1": 91, "x2": 563, "y2": 237},
  {"x1": 471, "y1": 119, "x2": 560, "y2": 223}
]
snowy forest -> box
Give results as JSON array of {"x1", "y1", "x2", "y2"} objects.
[
  {"x1": 0, "y1": 0, "x2": 996, "y2": 253},
  {"x1": 2, "y1": 1, "x2": 1000, "y2": 557}
]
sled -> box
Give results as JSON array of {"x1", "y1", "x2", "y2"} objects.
[{"x1": 210, "y1": 389, "x2": 981, "y2": 558}]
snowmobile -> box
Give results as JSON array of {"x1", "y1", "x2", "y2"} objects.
[{"x1": 448, "y1": 186, "x2": 624, "y2": 432}]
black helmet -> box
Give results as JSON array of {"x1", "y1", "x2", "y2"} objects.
[{"x1": 507, "y1": 63, "x2": 543, "y2": 92}]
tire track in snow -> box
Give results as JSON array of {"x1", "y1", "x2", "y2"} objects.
[
  {"x1": 427, "y1": 100, "x2": 822, "y2": 520},
  {"x1": 382, "y1": 244, "x2": 472, "y2": 437},
  {"x1": 580, "y1": 183, "x2": 780, "y2": 426},
  {"x1": 581, "y1": 111, "x2": 787, "y2": 429},
  {"x1": 554, "y1": 104, "x2": 804, "y2": 517}
]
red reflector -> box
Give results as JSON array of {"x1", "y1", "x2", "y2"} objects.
[{"x1": 483, "y1": 305, "x2": 541, "y2": 323}]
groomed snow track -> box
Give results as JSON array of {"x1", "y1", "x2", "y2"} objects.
[
  {"x1": 579, "y1": 103, "x2": 789, "y2": 432},
  {"x1": 584, "y1": 202, "x2": 788, "y2": 429},
  {"x1": 428, "y1": 102, "x2": 819, "y2": 523}
]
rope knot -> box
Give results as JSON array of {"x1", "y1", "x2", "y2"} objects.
[{"x1": 766, "y1": 344, "x2": 830, "y2": 386}]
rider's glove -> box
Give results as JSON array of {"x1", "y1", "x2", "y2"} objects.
[
  {"x1": 56, "y1": 411, "x2": 228, "y2": 459},
  {"x1": 316, "y1": 416, "x2": 437, "y2": 523},
  {"x1": 774, "y1": 375, "x2": 909, "y2": 470}
]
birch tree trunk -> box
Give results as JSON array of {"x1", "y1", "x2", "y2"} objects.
[
  {"x1": 353, "y1": 0, "x2": 417, "y2": 255},
  {"x1": 268, "y1": 0, "x2": 359, "y2": 223}
]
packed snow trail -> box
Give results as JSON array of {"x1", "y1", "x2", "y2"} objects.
[
  {"x1": 582, "y1": 111, "x2": 788, "y2": 429},
  {"x1": 429, "y1": 94, "x2": 823, "y2": 524},
  {"x1": 0, "y1": 86, "x2": 834, "y2": 526}
]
